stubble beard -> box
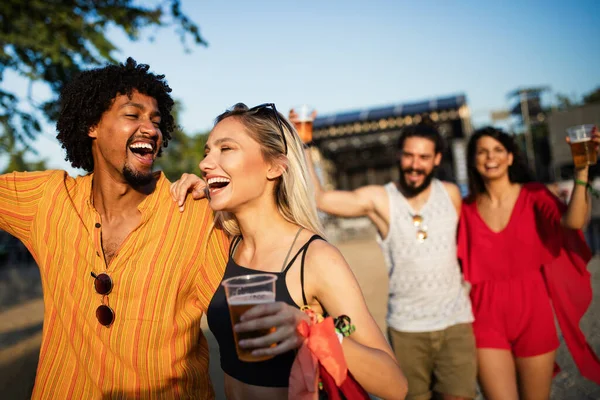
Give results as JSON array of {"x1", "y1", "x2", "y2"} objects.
[
  {"x1": 123, "y1": 163, "x2": 155, "y2": 187},
  {"x1": 122, "y1": 135, "x2": 157, "y2": 188},
  {"x1": 398, "y1": 168, "x2": 436, "y2": 198}
]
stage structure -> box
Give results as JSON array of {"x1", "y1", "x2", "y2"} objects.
[{"x1": 311, "y1": 94, "x2": 473, "y2": 193}]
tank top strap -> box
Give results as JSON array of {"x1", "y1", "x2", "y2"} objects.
[
  {"x1": 280, "y1": 228, "x2": 304, "y2": 272},
  {"x1": 229, "y1": 235, "x2": 243, "y2": 258},
  {"x1": 281, "y1": 234, "x2": 323, "y2": 274},
  {"x1": 292, "y1": 235, "x2": 325, "y2": 305},
  {"x1": 385, "y1": 182, "x2": 411, "y2": 214},
  {"x1": 280, "y1": 234, "x2": 328, "y2": 312},
  {"x1": 431, "y1": 179, "x2": 449, "y2": 205}
]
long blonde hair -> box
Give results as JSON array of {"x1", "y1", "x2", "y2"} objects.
[{"x1": 211, "y1": 103, "x2": 325, "y2": 238}]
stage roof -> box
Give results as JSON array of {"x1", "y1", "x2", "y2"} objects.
[{"x1": 313, "y1": 94, "x2": 467, "y2": 128}]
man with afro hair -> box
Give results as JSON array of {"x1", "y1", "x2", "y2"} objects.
[{"x1": 0, "y1": 58, "x2": 229, "y2": 399}]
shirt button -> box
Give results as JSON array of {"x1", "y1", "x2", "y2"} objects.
[{"x1": 95, "y1": 223, "x2": 101, "y2": 228}]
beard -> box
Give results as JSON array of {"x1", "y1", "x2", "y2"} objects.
[
  {"x1": 122, "y1": 135, "x2": 157, "y2": 188},
  {"x1": 398, "y1": 167, "x2": 436, "y2": 198},
  {"x1": 123, "y1": 163, "x2": 155, "y2": 187}
]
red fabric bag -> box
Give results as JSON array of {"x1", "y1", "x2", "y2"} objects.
[
  {"x1": 318, "y1": 364, "x2": 369, "y2": 400},
  {"x1": 289, "y1": 316, "x2": 369, "y2": 400}
]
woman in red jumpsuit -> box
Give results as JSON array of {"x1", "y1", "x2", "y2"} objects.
[{"x1": 458, "y1": 127, "x2": 600, "y2": 399}]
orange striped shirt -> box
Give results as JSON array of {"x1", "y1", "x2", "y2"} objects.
[{"x1": 0, "y1": 170, "x2": 229, "y2": 399}]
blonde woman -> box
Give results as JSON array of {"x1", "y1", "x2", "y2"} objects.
[{"x1": 171, "y1": 103, "x2": 407, "y2": 400}]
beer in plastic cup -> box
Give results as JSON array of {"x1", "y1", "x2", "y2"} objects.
[
  {"x1": 567, "y1": 124, "x2": 597, "y2": 168},
  {"x1": 292, "y1": 104, "x2": 315, "y2": 143},
  {"x1": 222, "y1": 273, "x2": 277, "y2": 362}
]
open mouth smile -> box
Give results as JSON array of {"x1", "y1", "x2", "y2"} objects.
[
  {"x1": 128, "y1": 141, "x2": 156, "y2": 166},
  {"x1": 207, "y1": 177, "x2": 231, "y2": 196},
  {"x1": 405, "y1": 171, "x2": 424, "y2": 183}
]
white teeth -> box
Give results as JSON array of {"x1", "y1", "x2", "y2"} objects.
[
  {"x1": 130, "y1": 143, "x2": 153, "y2": 150},
  {"x1": 207, "y1": 177, "x2": 231, "y2": 184}
]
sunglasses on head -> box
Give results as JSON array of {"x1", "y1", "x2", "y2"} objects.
[
  {"x1": 246, "y1": 103, "x2": 288, "y2": 155},
  {"x1": 91, "y1": 271, "x2": 115, "y2": 327}
]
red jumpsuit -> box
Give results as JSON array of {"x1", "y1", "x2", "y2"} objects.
[{"x1": 458, "y1": 182, "x2": 600, "y2": 384}]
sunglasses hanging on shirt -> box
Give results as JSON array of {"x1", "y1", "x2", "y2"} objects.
[
  {"x1": 91, "y1": 271, "x2": 115, "y2": 327},
  {"x1": 411, "y1": 214, "x2": 428, "y2": 243}
]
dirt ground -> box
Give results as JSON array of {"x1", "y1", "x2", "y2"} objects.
[{"x1": 1, "y1": 237, "x2": 599, "y2": 399}]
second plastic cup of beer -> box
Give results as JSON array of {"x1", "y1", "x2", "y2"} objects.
[
  {"x1": 222, "y1": 273, "x2": 277, "y2": 362},
  {"x1": 567, "y1": 124, "x2": 597, "y2": 168},
  {"x1": 291, "y1": 104, "x2": 315, "y2": 143}
]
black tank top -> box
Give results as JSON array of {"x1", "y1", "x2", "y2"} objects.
[{"x1": 207, "y1": 234, "x2": 324, "y2": 387}]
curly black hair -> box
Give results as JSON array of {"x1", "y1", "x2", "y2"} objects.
[{"x1": 56, "y1": 57, "x2": 175, "y2": 172}]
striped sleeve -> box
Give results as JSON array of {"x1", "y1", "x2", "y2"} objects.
[
  {"x1": 0, "y1": 170, "x2": 54, "y2": 245},
  {"x1": 193, "y1": 203, "x2": 230, "y2": 312}
]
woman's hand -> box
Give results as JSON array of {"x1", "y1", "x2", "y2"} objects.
[
  {"x1": 169, "y1": 173, "x2": 206, "y2": 212},
  {"x1": 235, "y1": 302, "x2": 310, "y2": 357}
]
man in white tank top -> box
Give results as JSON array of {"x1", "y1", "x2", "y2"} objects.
[{"x1": 305, "y1": 122, "x2": 476, "y2": 400}]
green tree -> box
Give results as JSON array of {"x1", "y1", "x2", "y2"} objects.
[
  {"x1": 0, "y1": 0, "x2": 206, "y2": 168},
  {"x1": 554, "y1": 87, "x2": 600, "y2": 110},
  {"x1": 583, "y1": 87, "x2": 600, "y2": 105},
  {"x1": 156, "y1": 130, "x2": 208, "y2": 181},
  {"x1": 555, "y1": 93, "x2": 577, "y2": 110},
  {"x1": 0, "y1": 109, "x2": 48, "y2": 172},
  {"x1": 154, "y1": 102, "x2": 208, "y2": 181}
]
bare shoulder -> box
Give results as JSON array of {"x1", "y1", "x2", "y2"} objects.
[
  {"x1": 441, "y1": 181, "x2": 462, "y2": 213},
  {"x1": 440, "y1": 181, "x2": 460, "y2": 196},
  {"x1": 303, "y1": 239, "x2": 350, "y2": 277},
  {"x1": 440, "y1": 181, "x2": 461, "y2": 199},
  {"x1": 301, "y1": 238, "x2": 370, "y2": 318},
  {"x1": 304, "y1": 239, "x2": 345, "y2": 264},
  {"x1": 302, "y1": 238, "x2": 364, "y2": 301}
]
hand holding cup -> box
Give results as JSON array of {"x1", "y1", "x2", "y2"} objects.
[
  {"x1": 289, "y1": 105, "x2": 317, "y2": 144},
  {"x1": 234, "y1": 301, "x2": 309, "y2": 360},
  {"x1": 223, "y1": 274, "x2": 309, "y2": 362},
  {"x1": 566, "y1": 125, "x2": 599, "y2": 170}
]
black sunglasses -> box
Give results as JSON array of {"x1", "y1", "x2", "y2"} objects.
[
  {"x1": 247, "y1": 103, "x2": 288, "y2": 155},
  {"x1": 91, "y1": 271, "x2": 115, "y2": 327}
]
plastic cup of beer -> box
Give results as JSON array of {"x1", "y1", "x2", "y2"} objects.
[
  {"x1": 291, "y1": 104, "x2": 315, "y2": 143},
  {"x1": 222, "y1": 273, "x2": 277, "y2": 362},
  {"x1": 567, "y1": 124, "x2": 597, "y2": 168}
]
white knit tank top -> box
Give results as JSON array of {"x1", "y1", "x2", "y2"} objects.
[{"x1": 377, "y1": 179, "x2": 473, "y2": 332}]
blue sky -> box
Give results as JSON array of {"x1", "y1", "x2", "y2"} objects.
[{"x1": 4, "y1": 0, "x2": 600, "y2": 174}]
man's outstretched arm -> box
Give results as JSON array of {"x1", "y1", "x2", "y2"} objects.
[{"x1": 304, "y1": 148, "x2": 383, "y2": 218}]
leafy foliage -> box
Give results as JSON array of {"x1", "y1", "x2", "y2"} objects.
[
  {"x1": 583, "y1": 87, "x2": 600, "y2": 105},
  {"x1": 555, "y1": 87, "x2": 600, "y2": 111},
  {"x1": 0, "y1": 0, "x2": 206, "y2": 171},
  {"x1": 154, "y1": 102, "x2": 208, "y2": 181}
]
